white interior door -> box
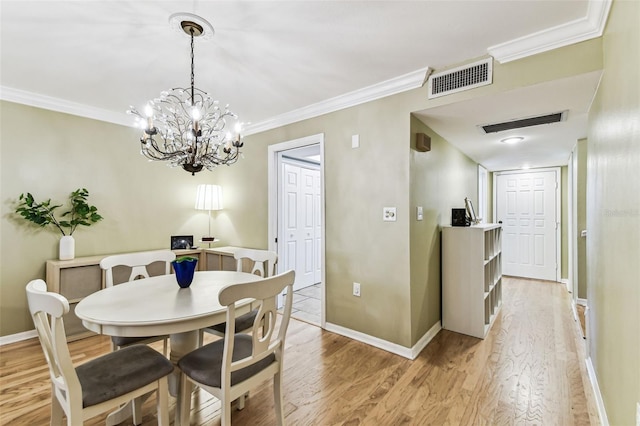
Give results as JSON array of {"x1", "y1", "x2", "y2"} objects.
[
  {"x1": 495, "y1": 169, "x2": 559, "y2": 281},
  {"x1": 282, "y1": 161, "x2": 320, "y2": 290}
]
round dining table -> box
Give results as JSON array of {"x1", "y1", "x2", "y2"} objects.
[{"x1": 75, "y1": 270, "x2": 262, "y2": 425}]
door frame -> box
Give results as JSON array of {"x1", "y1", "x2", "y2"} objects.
[
  {"x1": 492, "y1": 167, "x2": 561, "y2": 282},
  {"x1": 268, "y1": 133, "x2": 326, "y2": 327}
]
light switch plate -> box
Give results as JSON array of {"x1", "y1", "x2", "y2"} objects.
[
  {"x1": 352, "y1": 134, "x2": 360, "y2": 148},
  {"x1": 353, "y1": 282, "x2": 361, "y2": 297},
  {"x1": 417, "y1": 206, "x2": 423, "y2": 221},
  {"x1": 383, "y1": 207, "x2": 397, "y2": 221}
]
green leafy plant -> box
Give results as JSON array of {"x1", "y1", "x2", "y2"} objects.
[
  {"x1": 15, "y1": 188, "x2": 103, "y2": 236},
  {"x1": 174, "y1": 256, "x2": 198, "y2": 263}
]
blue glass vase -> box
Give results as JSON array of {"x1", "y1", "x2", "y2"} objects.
[{"x1": 172, "y1": 257, "x2": 198, "y2": 288}]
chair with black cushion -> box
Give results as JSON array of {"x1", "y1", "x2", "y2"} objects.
[
  {"x1": 199, "y1": 248, "x2": 278, "y2": 342},
  {"x1": 177, "y1": 269, "x2": 295, "y2": 426},
  {"x1": 100, "y1": 250, "x2": 175, "y2": 354},
  {"x1": 26, "y1": 279, "x2": 174, "y2": 426}
]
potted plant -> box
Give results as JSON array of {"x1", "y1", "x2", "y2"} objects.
[{"x1": 15, "y1": 188, "x2": 103, "y2": 260}]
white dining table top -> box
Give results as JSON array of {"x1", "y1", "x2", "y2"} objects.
[{"x1": 75, "y1": 270, "x2": 262, "y2": 337}]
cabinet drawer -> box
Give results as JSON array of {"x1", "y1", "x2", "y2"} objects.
[{"x1": 59, "y1": 265, "x2": 102, "y2": 300}]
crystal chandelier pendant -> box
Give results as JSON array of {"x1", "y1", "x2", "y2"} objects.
[{"x1": 127, "y1": 14, "x2": 243, "y2": 175}]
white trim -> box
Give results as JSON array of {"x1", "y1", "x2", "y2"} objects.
[
  {"x1": 561, "y1": 278, "x2": 571, "y2": 293},
  {"x1": 577, "y1": 298, "x2": 588, "y2": 307},
  {"x1": 586, "y1": 357, "x2": 610, "y2": 426},
  {"x1": 1, "y1": 65, "x2": 428, "y2": 139},
  {"x1": 244, "y1": 67, "x2": 430, "y2": 136},
  {"x1": 268, "y1": 133, "x2": 326, "y2": 327},
  {"x1": 0, "y1": 329, "x2": 38, "y2": 346},
  {"x1": 410, "y1": 321, "x2": 442, "y2": 359},
  {"x1": 324, "y1": 321, "x2": 441, "y2": 360},
  {"x1": 488, "y1": 0, "x2": 612, "y2": 63},
  {"x1": 0, "y1": 86, "x2": 131, "y2": 127}
]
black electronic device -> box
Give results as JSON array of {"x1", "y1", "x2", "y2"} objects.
[
  {"x1": 451, "y1": 208, "x2": 470, "y2": 227},
  {"x1": 171, "y1": 235, "x2": 194, "y2": 249}
]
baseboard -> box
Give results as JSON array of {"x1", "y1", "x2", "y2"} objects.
[
  {"x1": 0, "y1": 329, "x2": 37, "y2": 346},
  {"x1": 577, "y1": 298, "x2": 588, "y2": 306},
  {"x1": 561, "y1": 278, "x2": 571, "y2": 292},
  {"x1": 410, "y1": 321, "x2": 442, "y2": 359},
  {"x1": 586, "y1": 357, "x2": 609, "y2": 426},
  {"x1": 323, "y1": 321, "x2": 441, "y2": 360}
]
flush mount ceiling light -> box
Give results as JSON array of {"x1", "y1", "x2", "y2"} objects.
[
  {"x1": 500, "y1": 136, "x2": 524, "y2": 144},
  {"x1": 127, "y1": 13, "x2": 243, "y2": 175}
]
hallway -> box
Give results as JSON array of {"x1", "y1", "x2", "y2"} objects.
[{"x1": 290, "y1": 283, "x2": 321, "y2": 326}]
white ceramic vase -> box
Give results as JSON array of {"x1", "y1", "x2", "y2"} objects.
[{"x1": 59, "y1": 235, "x2": 75, "y2": 260}]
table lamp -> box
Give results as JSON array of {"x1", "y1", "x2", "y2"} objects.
[{"x1": 195, "y1": 184, "x2": 223, "y2": 244}]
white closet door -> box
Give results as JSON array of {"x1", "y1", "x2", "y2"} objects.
[{"x1": 283, "y1": 162, "x2": 320, "y2": 290}]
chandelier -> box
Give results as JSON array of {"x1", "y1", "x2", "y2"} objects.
[{"x1": 127, "y1": 13, "x2": 243, "y2": 175}]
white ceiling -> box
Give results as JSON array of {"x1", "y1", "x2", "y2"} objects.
[{"x1": 1, "y1": 1, "x2": 607, "y2": 171}]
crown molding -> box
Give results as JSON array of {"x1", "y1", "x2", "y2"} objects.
[
  {"x1": 244, "y1": 67, "x2": 430, "y2": 136},
  {"x1": 488, "y1": 0, "x2": 612, "y2": 64},
  {"x1": 0, "y1": 86, "x2": 131, "y2": 127}
]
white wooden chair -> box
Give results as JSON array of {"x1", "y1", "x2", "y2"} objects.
[
  {"x1": 100, "y1": 250, "x2": 175, "y2": 354},
  {"x1": 177, "y1": 269, "x2": 295, "y2": 426},
  {"x1": 26, "y1": 279, "x2": 173, "y2": 426},
  {"x1": 199, "y1": 248, "x2": 278, "y2": 341}
]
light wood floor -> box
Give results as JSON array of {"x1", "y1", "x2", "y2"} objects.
[{"x1": 0, "y1": 276, "x2": 600, "y2": 425}]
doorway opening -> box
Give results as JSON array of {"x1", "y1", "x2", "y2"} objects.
[{"x1": 268, "y1": 134, "x2": 325, "y2": 327}]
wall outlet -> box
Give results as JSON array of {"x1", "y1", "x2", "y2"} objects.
[
  {"x1": 383, "y1": 207, "x2": 397, "y2": 221},
  {"x1": 353, "y1": 282, "x2": 361, "y2": 297}
]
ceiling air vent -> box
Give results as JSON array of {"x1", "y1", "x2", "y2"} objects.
[
  {"x1": 428, "y1": 58, "x2": 493, "y2": 99},
  {"x1": 479, "y1": 111, "x2": 567, "y2": 134}
]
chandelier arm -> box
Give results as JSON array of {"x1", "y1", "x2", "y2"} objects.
[{"x1": 141, "y1": 136, "x2": 186, "y2": 160}]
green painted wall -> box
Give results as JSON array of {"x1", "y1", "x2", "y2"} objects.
[
  {"x1": 409, "y1": 117, "x2": 477, "y2": 343},
  {"x1": 586, "y1": 0, "x2": 640, "y2": 424},
  {"x1": 576, "y1": 139, "x2": 588, "y2": 299},
  {"x1": 227, "y1": 92, "x2": 416, "y2": 347}
]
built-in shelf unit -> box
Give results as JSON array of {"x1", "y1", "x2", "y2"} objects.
[{"x1": 442, "y1": 224, "x2": 502, "y2": 339}]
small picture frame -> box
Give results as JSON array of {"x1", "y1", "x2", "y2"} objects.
[
  {"x1": 171, "y1": 235, "x2": 194, "y2": 250},
  {"x1": 465, "y1": 197, "x2": 478, "y2": 225}
]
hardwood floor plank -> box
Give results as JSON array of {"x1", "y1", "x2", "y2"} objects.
[{"x1": 0, "y1": 276, "x2": 600, "y2": 425}]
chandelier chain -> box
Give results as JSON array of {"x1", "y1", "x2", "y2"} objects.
[{"x1": 190, "y1": 26, "x2": 195, "y2": 105}]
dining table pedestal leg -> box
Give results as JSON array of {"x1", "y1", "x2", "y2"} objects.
[{"x1": 169, "y1": 330, "x2": 199, "y2": 396}]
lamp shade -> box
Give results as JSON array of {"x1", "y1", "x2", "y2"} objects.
[{"x1": 195, "y1": 184, "x2": 223, "y2": 211}]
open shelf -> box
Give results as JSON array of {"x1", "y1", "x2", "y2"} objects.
[{"x1": 442, "y1": 224, "x2": 503, "y2": 339}]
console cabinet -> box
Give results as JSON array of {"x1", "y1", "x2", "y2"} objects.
[
  {"x1": 45, "y1": 247, "x2": 241, "y2": 341},
  {"x1": 442, "y1": 224, "x2": 502, "y2": 339}
]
